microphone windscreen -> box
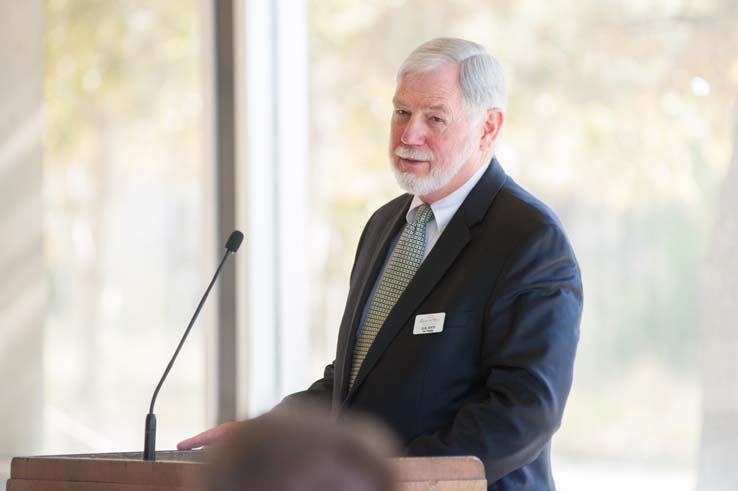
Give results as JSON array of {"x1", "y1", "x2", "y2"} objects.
[{"x1": 225, "y1": 230, "x2": 244, "y2": 252}]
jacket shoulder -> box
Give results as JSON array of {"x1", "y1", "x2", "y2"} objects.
[{"x1": 491, "y1": 177, "x2": 570, "y2": 240}]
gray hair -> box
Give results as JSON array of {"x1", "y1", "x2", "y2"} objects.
[{"x1": 397, "y1": 37, "x2": 507, "y2": 113}]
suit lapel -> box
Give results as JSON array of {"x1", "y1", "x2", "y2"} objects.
[
  {"x1": 346, "y1": 218, "x2": 471, "y2": 398},
  {"x1": 334, "y1": 196, "x2": 411, "y2": 400},
  {"x1": 344, "y1": 158, "x2": 508, "y2": 401}
]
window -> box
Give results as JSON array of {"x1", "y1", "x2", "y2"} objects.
[
  {"x1": 0, "y1": 3, "x2": 214, "y2": 480},
  {"x1": 305, "y1": 2, "x2": 738, "y2": 489}
]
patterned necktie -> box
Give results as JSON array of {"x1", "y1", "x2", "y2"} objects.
[{"x1": 349, "y1": 204, "x2": 434, "y2": 388}]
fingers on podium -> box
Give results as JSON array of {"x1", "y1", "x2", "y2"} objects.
[{"x1": 177, "y1": 422, "x2": 238, "y2": 450}]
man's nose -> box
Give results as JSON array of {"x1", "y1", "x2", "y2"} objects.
[{"x1": 400, "y1": 116, "x2": 426, "y2": 146}]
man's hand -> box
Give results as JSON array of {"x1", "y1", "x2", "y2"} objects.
[{"x1": 177, "y1": 421, "x2": 240, "y2": 450}]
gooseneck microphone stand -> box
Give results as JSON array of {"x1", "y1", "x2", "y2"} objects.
[{"x1": 143, "y1": 230, "x2": 243, "y2": 461}]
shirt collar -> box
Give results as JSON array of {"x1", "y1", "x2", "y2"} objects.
[{"x1": 405, "y1": 161, "x2": 490, "y2": 232}]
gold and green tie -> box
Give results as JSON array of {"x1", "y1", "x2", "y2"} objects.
[{"x1": 349, "y1": 204, "x2": 434, "y2": 388}]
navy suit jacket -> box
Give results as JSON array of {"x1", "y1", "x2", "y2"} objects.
[{"x1": 284, "y1": 158, "x2": 582, "y2": 491}]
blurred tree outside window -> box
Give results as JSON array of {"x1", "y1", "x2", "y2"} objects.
[
  {"x1": 41, "y1": 0, "x2": 212, "y2": 455},
  {"x1": 305, "y1": 1, "x2": 738, "y2": 489}
]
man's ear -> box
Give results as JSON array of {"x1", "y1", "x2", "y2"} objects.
[{"x1": 480, "y1": 108, "x2": 504, "y2": 152}]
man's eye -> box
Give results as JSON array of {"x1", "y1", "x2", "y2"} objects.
[
  {"x1": 430, "y1": 116, "x2": 445, "y2": 123},
  {"x1": 394, "y1": 109, "x2": 409, "y2": 116}
]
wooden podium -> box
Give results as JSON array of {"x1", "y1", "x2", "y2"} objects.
[{"x1": 7, "y1": 451, "x2": 486, "y2": 490}]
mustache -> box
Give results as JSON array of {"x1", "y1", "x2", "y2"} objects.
[{"x1": 394, "y1": 146, "x2": 433, "y2": 161}]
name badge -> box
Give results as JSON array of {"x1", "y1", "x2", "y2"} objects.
[{"x1": 413, "y1": 313, "x2": 446, "y2": 335}]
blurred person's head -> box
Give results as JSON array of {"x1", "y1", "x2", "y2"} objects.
[
  {"x1": 205, "y1": 406, "x2": 398, "y2": 491},
  {"x1": 390, "y1": 37, "x2": 506, "y2": 203}
]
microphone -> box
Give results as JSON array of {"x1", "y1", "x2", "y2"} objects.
[{"x1": 143, "y1": 230, "x2": 244, "y2": 461}]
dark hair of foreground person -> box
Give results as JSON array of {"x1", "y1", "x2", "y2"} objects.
[{"x1": 204, "y1": 407, "x2": 399, "y2": 491}]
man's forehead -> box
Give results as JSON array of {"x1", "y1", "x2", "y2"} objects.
[
  {"x1": 392, "y1": 66, "x2": 462, "y2": 112},
  {"x1": 392, "y1": 95, "x2": 453, "y2": 113}
]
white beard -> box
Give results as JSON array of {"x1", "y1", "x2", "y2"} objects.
[{"x1": 391, "y1": 136, "x2": 478, "y2": 197}]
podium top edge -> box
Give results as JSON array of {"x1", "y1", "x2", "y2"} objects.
[
  {"x1": 12, "y1": 450, "x2": 207, "y2": 463},
  {"x1": 11, "y1": 453, "x2": 485, "y2": 483}
]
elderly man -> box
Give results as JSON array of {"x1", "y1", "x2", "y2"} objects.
[{"x1": 180, "y1": 38, "x2": 582, "y2": 491}]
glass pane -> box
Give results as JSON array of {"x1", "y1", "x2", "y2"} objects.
[
  {"x1": 42, "y1": 0, "x2": 211, "y2": 455},
  {"x1": 306, "y1": 1, "x2": 738, "y2": 489}
]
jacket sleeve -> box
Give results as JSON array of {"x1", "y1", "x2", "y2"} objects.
[
  {"x1": 405, "y1": 223, "x2": 582, "y2": 483},
  {"x1": 274, "y1": 361, "x2": 335, "y2": 410}
]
